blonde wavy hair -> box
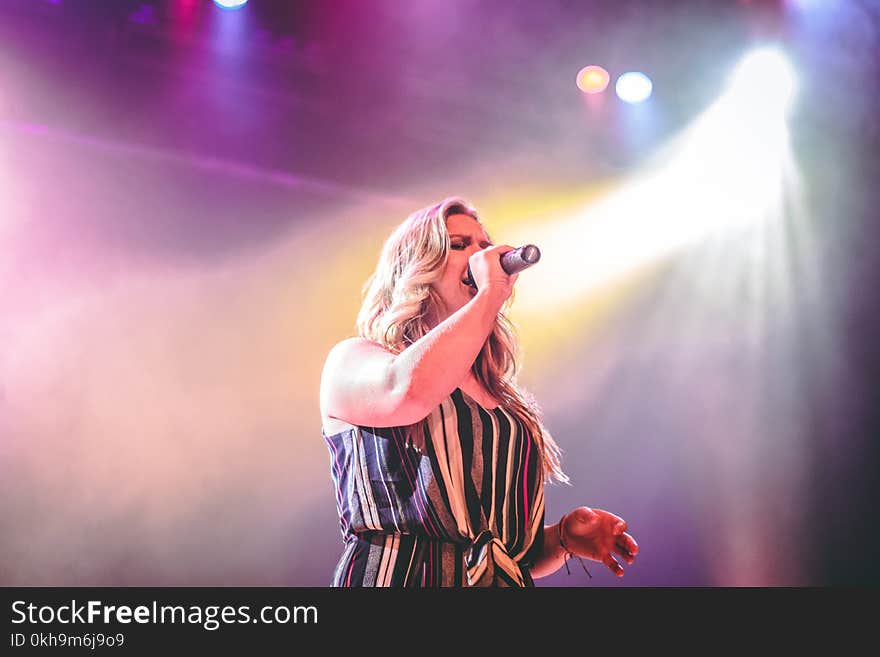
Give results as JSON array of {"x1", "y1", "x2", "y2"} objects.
[{"x1": 356, "y1": 197, "x2": 568, "y2": 484}]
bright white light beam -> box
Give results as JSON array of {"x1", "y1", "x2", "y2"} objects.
[{"x1": 509, "y1": 49, "x2": 799, "y2": 313}]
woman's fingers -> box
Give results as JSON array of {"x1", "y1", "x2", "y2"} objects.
[
  {"x1": 612, "y1": 532, "x2": 638, "y2": 565},
  {"x1": 572, "y1": 509, "x2": 638, "y2": 575},
  {"x1": 613, "y1": 543, "x2": 636, "y2": 564},
  {"x1": 603, "y1": 553, "x2": 625, "y2": 577},
  {"x1": 617, "y1": 532, "x2": 638, "y2": 555}
]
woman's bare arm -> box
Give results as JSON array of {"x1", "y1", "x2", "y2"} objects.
[
  {"x1": 321, "y1": 287, "x2": 506, "y2": 428},
  {"x1": 320, "y1": 245, "x2": 516, "y2": 428}
]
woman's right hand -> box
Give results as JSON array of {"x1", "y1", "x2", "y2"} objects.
[{"x1": 468, "y1": 244, "x2": 520, "y2": 304}]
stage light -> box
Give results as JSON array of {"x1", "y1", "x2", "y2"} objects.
[
  {"x1": 728, "y1": 48, "x2": 796, "y2": 113},
  {"x1": 615, "y1": 72, "x2": 653, "y2": 104},
  {"x1": 785, "y1": 0, "x2": 825, "y2": 8},
  {"x1": 505, "y1": 56, "x2": 797, "y2": 315},
  {"x1": 213, "y1": 0, "x2": 248, "y2": 9},
  {"x1": 576, "y1": 66, "x2": 610, "y2": 94}
]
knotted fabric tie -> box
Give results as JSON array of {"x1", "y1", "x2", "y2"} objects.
[{"x1": 464, "y1": 530, "x2": 525, "y2": 587}]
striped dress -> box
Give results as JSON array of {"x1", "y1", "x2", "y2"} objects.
[{"x1": 323, "y1": 387, "x2": 546, "y2": 587}]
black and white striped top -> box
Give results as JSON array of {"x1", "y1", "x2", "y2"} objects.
[{"x1": 323, "y1": 387, "x2": 545, "y2": 587}]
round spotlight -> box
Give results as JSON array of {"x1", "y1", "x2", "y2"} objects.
[
  {"x1": 615, "y1": 72, "x2": 653, "y2": 104},
  {"x1": 213, "y1": 0, "x2": 248, "y2": 9},
  {"x1": 576, "y1": 66, "x2": 610, "y2": 94}
]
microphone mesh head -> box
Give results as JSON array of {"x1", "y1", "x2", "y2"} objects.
[{"x1": 522, "y1": 245, "x2": 541, "y2": 264}]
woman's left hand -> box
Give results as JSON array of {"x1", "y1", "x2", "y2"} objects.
[{"x1": 561, "y1": 506, "x2": 639, "y2": 577}]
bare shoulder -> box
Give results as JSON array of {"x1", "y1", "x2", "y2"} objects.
[
  {"x1": 323, "y1": 337, "x2": 393, "y2": 372},
  {"x1": 320, "y1": 337, "x2": 404, "y2": 429},
  {"x1": 327, "y1": 336, "x2": 389, "y2": 356}
]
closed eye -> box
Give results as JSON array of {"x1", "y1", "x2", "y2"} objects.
[{"x1": 449, "y1": 235, "x2": 493, "y2": 250}]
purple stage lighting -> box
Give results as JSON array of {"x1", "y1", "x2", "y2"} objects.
[{"x1": 213, "y1": 0, "x2": 248, "y2": 10}]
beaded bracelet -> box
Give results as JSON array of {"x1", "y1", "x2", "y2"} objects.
[{"x1": 558, "y1": 513, "x2": 592, "y2": 579}]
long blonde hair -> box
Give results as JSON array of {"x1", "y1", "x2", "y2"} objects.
[{"x1": 357, "y1": 197, "x2": 568, "y2": 484}]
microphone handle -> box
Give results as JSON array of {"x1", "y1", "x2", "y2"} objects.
[
  {"x1": 464, "y1": 244, "x2": 541, "y2": 288},
  {"x1": 501, "y1": 244, "x2": 541, "y2": 274}
]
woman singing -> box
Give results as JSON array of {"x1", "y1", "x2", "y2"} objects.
[{"x1": 320, "y1": 197, "x2": 638, "y2": 586}]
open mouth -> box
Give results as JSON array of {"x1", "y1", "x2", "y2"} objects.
[{"x1": 461, "y1": 278, "x2": 477, "y2": 293}]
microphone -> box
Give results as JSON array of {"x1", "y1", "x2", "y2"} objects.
[{"x1": 463, "y1": 244, "x2": 541, "y2": 289}]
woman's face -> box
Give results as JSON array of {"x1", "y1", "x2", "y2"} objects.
[{"x1": 429, "y1": 213, "x2": 493, "y2": 323}]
